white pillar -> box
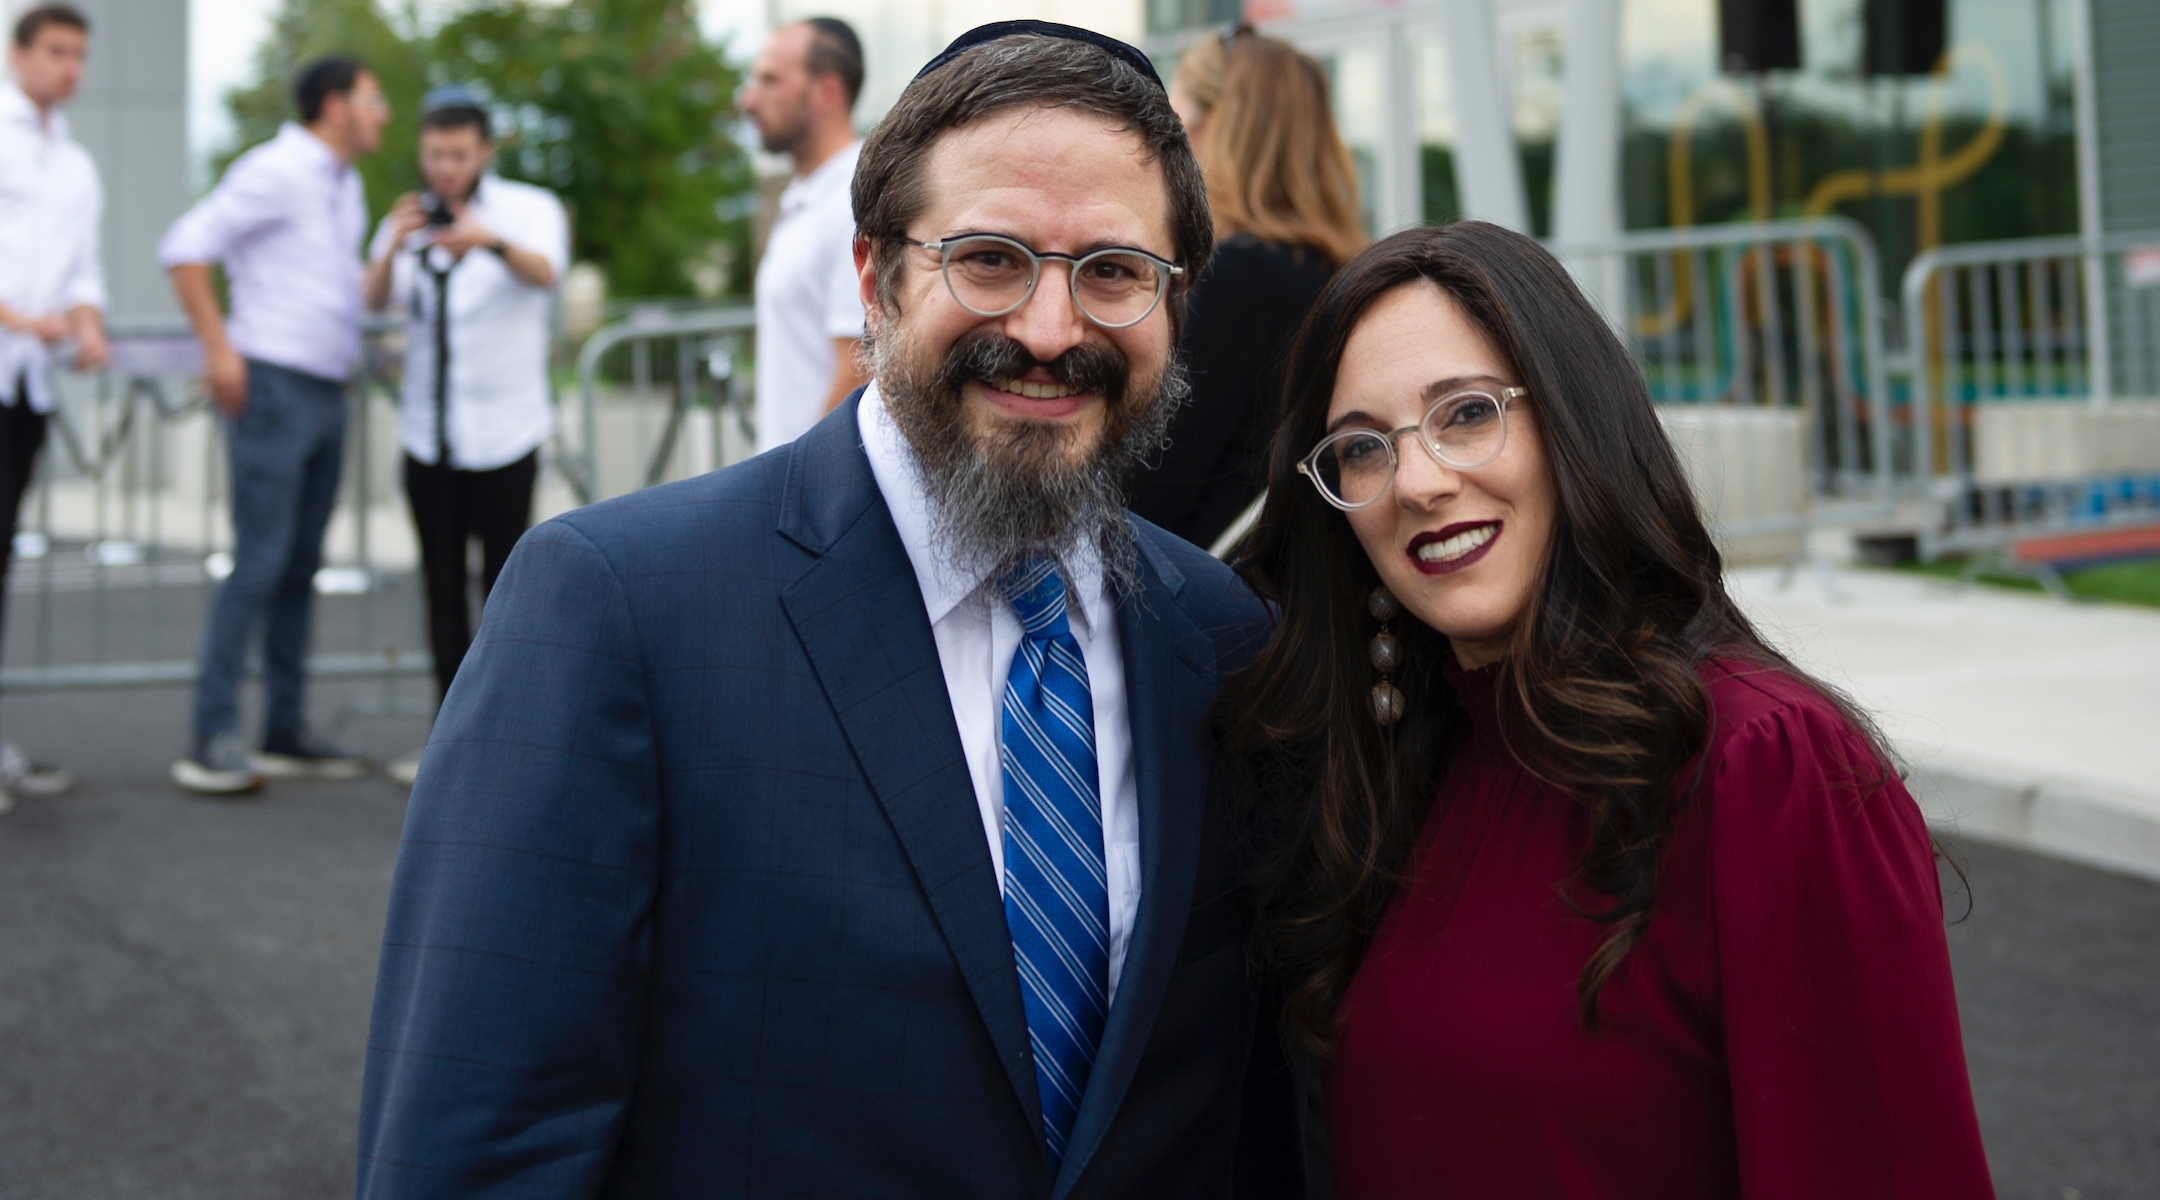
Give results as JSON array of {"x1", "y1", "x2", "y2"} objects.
[
  {"x1": 2068, "y1": 0, "x2": 2111, "y2": 405},
  {"x1": 1437, "y1": 0, "x2": 1528, "y2": 232},
  {"x1": 1553, "y1": 0, "x2": 1623, "y2": 316}
]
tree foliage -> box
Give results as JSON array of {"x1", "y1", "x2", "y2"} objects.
[
  {"x1": 434, "y1": 0, "x2": 750, "y2": 298},
  {"x1": 217, "y1": 0, "x2": 429, "y2": 226},
  {"x1": 219, "y1": 0, "x2": 751, "y2": 298}
]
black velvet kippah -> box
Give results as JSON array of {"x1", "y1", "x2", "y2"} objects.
[{"x1": 912, "y1": 19, "x2": 1164, "y2": 90}]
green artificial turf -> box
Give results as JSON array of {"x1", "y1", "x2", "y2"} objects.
[{"x1": 1896, "y1": 557, "x2": 2160, "y2": 608}]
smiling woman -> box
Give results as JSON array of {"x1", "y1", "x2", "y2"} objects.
[{"x1": 1218, "y1": 221, "x2": 1998, "y2": 1200}]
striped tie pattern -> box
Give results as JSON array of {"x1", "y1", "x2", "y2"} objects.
[{"x1": 998, "y1": 557, "x2": 1109, "y2": 1172}]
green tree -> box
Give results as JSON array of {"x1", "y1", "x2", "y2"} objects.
[
  {"x1": 219, "y1": 0, "x2": 751, "y2": 299},
  {"x1": 434, "y1": 0, "x2": 751, "y2": 298},
  {"x1": 217, "y1": 0, "x2": 429, "y2": 227}
]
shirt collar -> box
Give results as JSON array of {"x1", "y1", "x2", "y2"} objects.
[
  {"x1": 858, "y1": 381, "x2": 1107, "y2": 636},
  {"x1": 1, "y1": 83, "x2": 63, "y2": 140},
  {"x1": 779, "y1": 139, "x2": 862, "y2": 214},
  {"x1": 277, "y1": 121, "x2": 348, "y2": 177}
]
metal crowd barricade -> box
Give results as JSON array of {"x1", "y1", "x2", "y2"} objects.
[
  {"x1": 1537, "y1": 218, "x2": 1895, "y2": 588},
  {"x1": 0, "y1": 317, "x2": 428, "y2": 697},
  {"x1": 1899, "y1": 230, "x2": 2160, "y2": 580},
  {"x1": 0, "y1": 304, "x2": 764, "y2": 699},
  {"x1": 566, "y1": 305, "x2": 758, "y2": 506}
]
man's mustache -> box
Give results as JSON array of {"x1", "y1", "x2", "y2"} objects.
[{"x1": 933, "y1": 329, "x2": 1130, "y2": 404}]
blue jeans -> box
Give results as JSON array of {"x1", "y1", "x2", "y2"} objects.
[{"x1": 192, "y1": 359, "x2": 347, "y2": 749}]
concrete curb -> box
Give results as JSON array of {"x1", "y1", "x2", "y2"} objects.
[{"x1": 1906, "y1": 746, "x2": 2160, "y2": 883}]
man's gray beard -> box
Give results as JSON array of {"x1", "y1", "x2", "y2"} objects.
[{"x1": 866, "y1": 323, "x2": 1188, "y2": 597}]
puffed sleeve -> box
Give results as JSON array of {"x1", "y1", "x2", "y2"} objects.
[{"x1": 1710, "y1": 696, "x2": 1996, "y2": 1200}]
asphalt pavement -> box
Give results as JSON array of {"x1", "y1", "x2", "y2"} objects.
[{"x1": 0, "y1": 579, "x2": 2152, "y2": 1198}]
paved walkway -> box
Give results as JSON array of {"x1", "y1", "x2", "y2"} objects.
[
  {"x1": 0, "y1": 578, "x2": 2152, "y2": 1196},
  {"x1": 1731, "y1": 565, "x2": 2160, "y2": 881}
]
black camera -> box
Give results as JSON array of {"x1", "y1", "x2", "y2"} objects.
[{"x1": 419, "y1": 192, "x2": 457, "y2": 227}]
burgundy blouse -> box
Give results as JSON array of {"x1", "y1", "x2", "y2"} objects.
[{"x1": 1326, "y1": 659, "x2": 1996, "y2": 1200}]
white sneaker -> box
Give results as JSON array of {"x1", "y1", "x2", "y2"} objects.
[
  {"x1": 0, "y1": 742, "x2": 72, "y2": 797},
  {"x1": 385, "y1": 750, "x2": 422, "y2": 787},
  {"x1": 173, "y1": 731, "x2": 266, "y2": 795}
]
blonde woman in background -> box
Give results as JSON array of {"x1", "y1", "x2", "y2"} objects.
[{"x1": 1128, "y1": 26, "x2": 1366, "y2": 550}]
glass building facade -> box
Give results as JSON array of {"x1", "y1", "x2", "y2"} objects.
[{"x1": 1147, "y1": 0, "x2": 2091, "y2": 290}]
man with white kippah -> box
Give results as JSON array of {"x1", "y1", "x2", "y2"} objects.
[{"x1": 363, "y1": 84, "x2": 568, "y2": 787}]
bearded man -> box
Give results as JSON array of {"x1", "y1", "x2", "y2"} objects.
[{"x1": 357, "y1": 22, "x2": 1300, "y2": 1200}]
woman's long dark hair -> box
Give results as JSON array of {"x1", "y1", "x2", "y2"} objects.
[{"x1": 1218, "y1": 222, "x2": 1895, "y2": 1058}]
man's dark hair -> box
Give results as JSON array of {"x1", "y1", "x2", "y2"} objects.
[
  {"x1": 803, "y1": 17, "x2": 864, "y2": 109},
  {"x1": 295, "y1": 56, "x2": 367, "y2": 125},
  {"x1": 12, "y1": 3, "x2": 88, "y2": 48},
  {"x1": 420, "y1": 105, "x2": 490, "y2": 141},
  {"x1": 852, "y1": 35, "x2": 1210, "y2": 327}
]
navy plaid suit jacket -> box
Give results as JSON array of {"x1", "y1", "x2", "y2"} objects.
[{"x1": 357, "y1": 393, "x2": 1302, "y2": 1199}]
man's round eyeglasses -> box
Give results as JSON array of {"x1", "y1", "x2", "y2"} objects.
[
  {"x1": 1296, "y1": 386, "x2": 1529, "y2": 510},
  {"x1": 893, "y1": 233, "x2": 1184, "y2": 330}
]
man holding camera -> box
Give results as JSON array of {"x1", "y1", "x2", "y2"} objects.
[{"x1": 362, "y1": 86, "x2": 567, "y2": 786}]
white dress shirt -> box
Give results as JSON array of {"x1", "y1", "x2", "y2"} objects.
[
  {"x1": 369, "y1": 175, "x2": 569, "y2": 470},
  {"x1": 754, "y1": 140, "x2": 865, "y2": 453},
  {"x1": 158, "y1": 123, "x2": 367, "y2": 383},
  {"x1": 858, "y1": 385, "x2": 1143, "y2": 998},
  {"x1": 0, "y1": 83, "x2": 104, "y2": 413}
]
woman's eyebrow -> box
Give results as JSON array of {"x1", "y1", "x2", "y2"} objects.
[
  {"x1": 1324, "y1": 409, "x2": 1385, "y2": 434},
  {"x1": 1420, "y1": 374, "x2": 1511, "y2": 402},
  {"x1": 1326, "y1": 374, "x2": 1514, "y2": 433}
]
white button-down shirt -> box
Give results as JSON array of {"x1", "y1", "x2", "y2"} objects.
[
  {"x1": 0, "y1": 83, "x2": 104, "y2": 413},
  {"x1": 369, "y1": 175, "x2": 569, "y2": 470},
  {"x1": 754, "y1": 140, "x2": 865, "y2": 453},
  {"x1": 158, "y1": 123, "x2": 367, "y2": 383},
  {"x1": 858, "y1": 385, "x2": 1143, "y2": 997}
]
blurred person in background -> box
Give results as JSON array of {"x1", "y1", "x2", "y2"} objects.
[
  {"x1": 0, "y1": 3, "x2": 106, "y2": 809},
  {"x1": 363, "y1": 86, "x2": 567, "y2": 788},
  {"x1": 1127, "y1": 26, "x2": 1364, "y2": 551},
  {"x1": 738, "y1": 16, "x2": 868, "y2": 452},
  {"x1": 160, "y1": 56, "x2": 388, "y2": 795}
]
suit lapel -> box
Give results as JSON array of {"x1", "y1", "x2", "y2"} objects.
[
  {"x1": 777, "y1": 399, "x2": 1044, "y2": 1141},
  {"x1": 1052, "y1": 532, "x2": 1217, "y2": 1199}
]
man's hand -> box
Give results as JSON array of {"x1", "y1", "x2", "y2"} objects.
[
  {"x1": 206, "y1": 345, "x2": 248, "y2": 417},
  {"x1": 170, "y1": 263, "x2": 243, "y2": 415},
  {"x1": 431, "y1": 214, "x2": 500, "y2": 259},
  {"x1": 68, "y1": 306, "x2": 109, "y2": 372},
  {"x1": 386, "y1": 192, "x2": 432, "y2": 246},
  {"x1": 71, "y1": 323, "x2": 110, "y2": 371}
]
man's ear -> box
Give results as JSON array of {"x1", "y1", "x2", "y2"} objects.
[
  {"x1": 811, "y1": 71, "x2": 850, "y2": 122},
  {"x1": 854, "y1": 234, "x2": 879, "y2": 314}
]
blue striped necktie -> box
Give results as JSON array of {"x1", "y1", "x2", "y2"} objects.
[{"x1": 998, "y1": 557, "x2": 1109, "y2": 1172}]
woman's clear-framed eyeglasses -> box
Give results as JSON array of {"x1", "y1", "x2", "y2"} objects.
[
  {"x1": 1296, "y1": 386, "x2": 1529, "y2": 510},
  {"x1": 894, "y1": 233, "x2": 1185, "y2": 330}
]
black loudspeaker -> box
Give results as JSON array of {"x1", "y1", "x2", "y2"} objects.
[
  {"x1": 1719, "y1": 0, "x2": 1802, "y2": 73},
  {"x1": 1863, "y1": 0, "x2": 1948, "y2": 76}
]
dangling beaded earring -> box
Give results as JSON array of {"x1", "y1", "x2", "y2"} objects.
[{"x1": 1367, "y1": 586, "x2": 1405, "y2": 726}]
